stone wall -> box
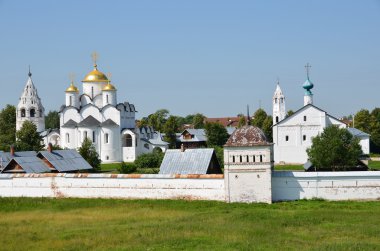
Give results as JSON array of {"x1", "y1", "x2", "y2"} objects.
[{"x1": 272, "y1": 171, "x2": 380, "y2": 201}]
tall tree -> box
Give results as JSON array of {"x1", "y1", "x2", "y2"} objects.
[
  {"x1": 15, "y1": 121, "x2": 44, "y2": 151},
  {"x1": 0, "y1": 105, "x2": 16, "y2": 151},
  {"x1": 354, "y1": 109, "x2": 371, "y2": 133},
  {"x1": 45, "y1": 110, "x2": 60, "y2": 130},
  {"x1": 192, "y1": 113, "x2": 205, "y2": 129},
  {"x1": 163, "y1": 115, "x2": 179, "y2": 148},
  {"x1": 147, "y1": 109, "x2": 169, "y2": 131},
  {"x1": 78, "y1": 138, "x2": 101, "y2": 171},
  {"x1": 262, "y1": 116, "x2": 273, "y2": 142},
  {"x1": 237, "y1": 116, "x2": 247, "y2": 128},
  {"x1": 286, "y1": 110, "x2": 295, "y2": 118},
  {"x1": 251, "y1": 108, "x2": 267, "y2": 128},
  {"x1": 307, "y1": 126, "x2": 362, "y2": 171},
  {"x1": 204, "y1": 122, "x2": 229, "y2": 147}
]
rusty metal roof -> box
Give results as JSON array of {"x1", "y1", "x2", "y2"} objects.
[{"x1": 224, "y1": 125, "x2": 270, "y2": 147}]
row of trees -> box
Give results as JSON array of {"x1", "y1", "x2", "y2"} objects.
[{"x1": 352, "y1": 108, "x2": 380, "y2": 153}]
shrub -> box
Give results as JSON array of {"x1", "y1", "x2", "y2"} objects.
[
  {"x1": 118, "y1": 162, "x2": 137, "y2": 174},
  {"x1": 134, "y1": 152, "x2": 164, "y2": 169}
]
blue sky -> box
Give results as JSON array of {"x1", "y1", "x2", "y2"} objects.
[{"x1": 0, "y1": 0, "x2": 379, "y2": 119}]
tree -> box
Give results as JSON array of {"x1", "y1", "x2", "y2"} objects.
[
  {"x1": 354, "y1": 109, "x2": 371, "y2": 133},
  {"x1": 45, "y1": 111, "x2": 60, "y2": 130},
  {"x1": 204, "y1": 122, "x2": 229, "y2": 147},
  {"x1": 147, "y1": 109, "x2": 169, "y2": 131},
  {"x1": 163, "y1": 115, "x2": 179, "y2": 148},
  {"x1": 306, "y1": 126, "x2": 362, "y2": 171},
  {"x1": 15, "y1": 121, "x2": 44, "y2": 151},
  {"x1": 134, "y1": 151, "x2": 164, "y2": 168},
  {"x1": 237, "y1": 116, "x2": 246, "y2": 128},
  {"x1": 192, "y1": 113, "x2": 205, "y2": 129},
  {"x1": 262, "y1": 116, "x2": 273, "y2": 142},
  {"x1": 0, "y1": 105, "x2": 16, "y2": 151},
  {"x1": 251, "y1": 108, "x2": 267, "y2": 128},
  {"x1": 78, "y1": 138, "x2": 101, "y2": 171},
  {"x1": 286, "y1": 110, "x2": 295, "y2": 118}
]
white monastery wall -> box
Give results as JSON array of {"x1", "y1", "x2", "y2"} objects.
[
  {"x1": 272, "y1": 171, "x2": 380, "y2": 201},
  {"x1": 0, "y1": 174, "x2": 225, "y2": 201}
]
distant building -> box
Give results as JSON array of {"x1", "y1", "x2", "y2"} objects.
[
  {"x1": 159, "y1": 147, "x2": 222, "y2": 174},
  {"x1": 177, "y1": 129, "x2": 207, "y2": 149},
  {"x1": 273, "y1": 65, "x2": 370, "y2": 164},
  {"x1": 205, "y1": 117, "x2": 240, "y2": 128}
]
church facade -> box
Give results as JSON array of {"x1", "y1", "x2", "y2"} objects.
[{"x1": 272, "y1": 66, "x2": 370, "y2": 164}]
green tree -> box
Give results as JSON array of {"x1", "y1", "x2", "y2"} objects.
[
  {"x1": 0, "y1": 105, "x2": 16, "y2": 151},
  {"x1": 204, "y1": 122, "x2": 229, "y2": 147},
  {"x1": 371, "y1": 108, "x2": 380, "y2": 122},
  {"x1": 237, "y1": 116, "x2": 247, "y2": 128},
  {"x1": 306, "y1": 126, "x2": 362, "y2": 171},
  {"x1": 286, "y1": 110, "x2": 295, "y2": 118},
  {"x1": 251, "y1": 108, "x2": 267, "y2": 128},
  {"x1": 192, "y1": 113, "x2": 205, "y2": 129},
  {"x1": 134, "y1": 151, "x2": 164, "y2": 168},
  {"x1": 147, "y1": 109, "x2": 169, "y2": 131},
  {"x1": 163, "y1": 115, "x2": 179, "y2": 148},
  {"x1": 45, "y1": 111, "x2": 60, "y2": 130},
  {"x1": 213, "y1": 145, "x2": 224, "y2": 170},
  {"x1": 15, "y1": 121, "x2": 44, "y2": 151},
  {"x1": 78, "y1": 138, "x2": 101, "y2": 171},
  {"x1": 354, "y1": 109, "x2": 371, "y2": 133},
  {"x1": 262, "y1": 116, "x2": 273, "y2": 142}
]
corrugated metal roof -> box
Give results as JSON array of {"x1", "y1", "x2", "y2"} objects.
[
  {"x1": 78, "y1": 116, "x2": 100, "y2": 127},
  {"x1": 159, "y1": 148, "x2": 215, "y2": 174},
  {"x1": 178, "y1": 129, "x2": 207, "y2": 142},
  {"x1": 3, "y1": 157, "x2": 51, "y2": 173},
  {"x1": 347, "y1": 128, "x2": 370, "y2": 137},
  {"x1": 149, "y1": 132, "x2": 169, "y2": 146},
  {"x1": 38, "y1": 150, "x2": 93, "y2": 172},
  {"x1": 0, "y1": 151, "x2": 37, "y2": 168}
]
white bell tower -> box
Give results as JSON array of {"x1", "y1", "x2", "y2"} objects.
[
  {"x1": 272, "y1": 81, "x2": 286, "y2": 124},
  {"x1": 16, "y1": 68, "x2": 45, "y2": 132}
]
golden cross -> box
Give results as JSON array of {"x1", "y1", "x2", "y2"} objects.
[
  {"x1": 91, "y1": 52, "x2": 98, "y2": 66},
  {"x1": 107, "y1": 72, "x2": 112, "y2": 82},
  {"x1": 69, "y1": 73, "x2": 75, "y2": 84}
]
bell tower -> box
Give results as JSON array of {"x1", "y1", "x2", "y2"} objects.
[
  {"x1": 272, "y1": 81, "x2": 286, "y2": 124},
  {"x1": 16, "y1": 68, "x2": 45, "y2": 132}
]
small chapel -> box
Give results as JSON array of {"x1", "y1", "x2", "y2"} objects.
[
  {"x1": 20, "y1": 54, "x2": 168, "y2": 163},
  {"x1": 272, "y1": 64, "x2": 370, "y2": 164}
]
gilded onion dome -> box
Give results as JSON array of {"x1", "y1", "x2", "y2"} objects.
[
  {"x1": 102, "y1": 81, "x2": 117, "y2": 91},
  {"x1": 82, "y1": 64, "x2": 109, "y2": 82},
  {"x1": 65, "y1": 82, "x2": 79, "y2": 93}
]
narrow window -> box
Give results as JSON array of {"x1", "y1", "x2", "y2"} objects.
[
  {"x1": 126, "y1": 134, "x2": 132, "y2": 147},
  {"x1": 253, "y1": 156, "x2": 256, "y2": 162},
  {"x1": 303, "y1": 135, "x2": 306, "y2": 141},
  {"x1": 92, "y1": 131, "x2": 95, "y2": 143},
  {"x1": 84, "y1": 131, "x2": 87, "y2": 140},
  {"x1": 246, "y1": 155, "x2": 249, "y2": 162},
  {"x1": 66, "y1": 133, "x2": 70, "y2": 143},
  {"x1": 280, "y1": 98, "x2": 283, "y2": 103},
  {"x1": 21, "y1": 109, "x2": 26, "y2": 117},
  {"x1": 106, "y1": 95, "x2": 109, "y2": 104},
  {"x1": 260, "y1": 155, "x2": 263, "y2": 162},
  {"x1": 91, "y1": 86, "x2": 94, "y2": 98},
  {"x1": 232, "y1": 156, "x2": 235, "y2": 163},
  {"x1": 304, "y1": 116, "x2": 307, "y2": 121},
  {"x1": 276, "y1": 116, "x2": 279, "y2": 123},
  {"x1": 240, "y1": 156, "x2": 242, "y2": 162},
  {"x1": 30, "y1": 109, "x2": 35, "y2": 117},
  {"x1": 105, "y1": 133, "x2": 109, "y2": 143},
  {"x1": 275, "y1": 98, "x2": 278, "y2": 103},
  {"x1": 285, "y1": 135, "x2": 289, "y2": 141},
  {"x1": 69, "y1": 96, "x2": 72, "y2": 106}
]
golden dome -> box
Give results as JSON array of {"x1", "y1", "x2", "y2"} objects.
[
  {"x1": 102, "y1": 82, "x2": 117, "y2": 91},
  {"x1": 82, "y1": 64, "x2": 109, "y2": 82},
  {"x1": 65, "y1": 82, "x2": 79, "y2": 93}
]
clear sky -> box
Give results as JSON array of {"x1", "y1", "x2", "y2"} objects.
[{"x1": 0, "y1": 0, "x2": 379, "y2": 119}]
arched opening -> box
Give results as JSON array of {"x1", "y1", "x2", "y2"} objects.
[
  {"x1": 21, "y1": 109, "x2": 26, "y2": 117},
  {"x1": 105, "y1": 133, "x2": 109, "y2": 144},
  {"x1": 276, "y1": 116, "x2": 279, "y2": 123},
  {"x1": 124, "y1": 134, "x2": 132, "y2": 147},
  {"x1": 30, "y1": 109, "x2": 35, "y2": 117}
]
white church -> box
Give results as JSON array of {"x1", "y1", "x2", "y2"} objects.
[
  {"x1": 17, "y1": 58, "x2": 168, "y2": 163},
  {"x1": 272, "y1": 65, "x2": 370, "y2": 164}
]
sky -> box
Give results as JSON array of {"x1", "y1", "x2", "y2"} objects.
[{"x1": 0, "y1": 0, "x2": 379, "y2": 119}]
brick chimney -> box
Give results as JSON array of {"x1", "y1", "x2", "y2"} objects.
[
  {"x1": 10, "y1": 145, "x2": 15, "y2": 156},
  {"x1": 48, "y1": 143, "x2": 53, "y2": 153}
]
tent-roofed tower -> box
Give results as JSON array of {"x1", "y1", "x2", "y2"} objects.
[
  {"x1": 273, "y1": 80, "x2": 286, "y2": 124},
  {"x1": 16, "y1": 68, "x2": 45, "y2": 132}
]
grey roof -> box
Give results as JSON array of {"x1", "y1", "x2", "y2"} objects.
[
  {"x1": 149, "y1": 132, "x2": 169, "y2": 146},
  {"x1": 2, "y1": 157, "x2": 51, "y2": 173},
  {"x1": 100, "y1": 119, "x2": 119, "y2": 127},
  {"x1": 159, "y1": 148, "x2": 215, "y2": 174},
  {"x1": 38, "y1": 150, "x2": 93, "y2": 172},
  {"x1": 62, "y1": 119, "x2": 78, "y2": 128},
  {"x1": 0, "y1": 151, "x2": 37, "y2": 168},
  {"x1": 347, "y1": 128, "x2": 370, "y2": 137},
  {"x1": 178, "y1": 129, "x2": 207, "y2": 142},
  {"x1": 78, "y1": 116, "x2": 100, "y2": 127}
]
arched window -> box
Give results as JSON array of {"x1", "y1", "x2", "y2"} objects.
[
  {"x1": 30, "y1": 109, "x2": 35, "y2": 117},
  {"x1": 126, "y1": 134, "x2": 132, "y2": 147},
  {"x1": 280, "y1": 98, "x2": 283, "y2": 103},
  {"x1": 66, "y1": 133, "x2": 70, "y2": 143},
  {"x1": 21, "y1": 109, "x2": 26, "y2": 117},
  {"x1": 275, "y1": 98, "x2": 278, "y2": 103},
  {"x1": 84, "y1": 131, "x2": 88, "y2": 140},
  {"x1": 105, "y1": 133, "x2": 109, "y2": 144}
]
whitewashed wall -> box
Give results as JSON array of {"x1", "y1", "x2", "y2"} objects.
[
  {"x1": 0, "y1": 174, "x2": 225, "y2": 201},
  {"x1": 272, "y1": 171, "x2": 380, "y2": 201}
]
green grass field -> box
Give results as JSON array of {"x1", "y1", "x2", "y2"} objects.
[
  {"x1": 274, "y1": 164, "x2": 304, "y2": 171},
  {"x1": 0, "y1": 198, "x2": 379, "y2": 250},
  {"x1": 368, "y1": 160, "x2": 380, "y2": 170}
]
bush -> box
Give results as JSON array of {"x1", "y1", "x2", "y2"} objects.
[
  {"x1": 118, "y1": 162, "x2": 137, "y2": 174},
  {"x1": 134, "y1": 152, "x2": 164, "y2": 169}
]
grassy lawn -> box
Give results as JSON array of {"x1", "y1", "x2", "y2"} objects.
[
  {"x1": 0, "y1": 198, "x2": 379, "y2": 250},
  {"x1": 368, "y1": 160, "x2": 380, "y2": 170},
  {"x1": 274, "y1": 164, "x2": 304, "y2": 171},
  {"x1": 100, "y1": 163, "x2": 160, "y2": 174}
]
